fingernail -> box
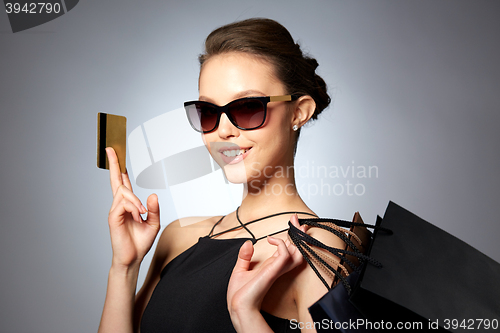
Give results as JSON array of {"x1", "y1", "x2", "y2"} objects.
[{"x1": 140, "y1": 205, "x2": 147, "y2": 213}]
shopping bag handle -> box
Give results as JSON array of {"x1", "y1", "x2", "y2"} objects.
[{"x1": 288, "y1": 218, "x2": 392, "y2": 294}]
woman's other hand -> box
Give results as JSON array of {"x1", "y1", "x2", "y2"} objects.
[
  {"x1": 227, "y1": 214, "x2": 306, "y2": 332},
  {"x1": 106, "y1": 147, "x2": 161, "y2": 268}
]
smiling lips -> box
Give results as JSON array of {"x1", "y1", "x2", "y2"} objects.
[
  {"x1": 219, "y1": 146, "x2": 251, "y2": 164},
  {"x1": 222, "y1": 148, "x2": 250, "y2": 157}
]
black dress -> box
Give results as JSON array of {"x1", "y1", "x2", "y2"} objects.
[{"x1": 140, "y1": 235, "x2": 300, "y2": 332}]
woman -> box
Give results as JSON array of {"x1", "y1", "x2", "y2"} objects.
[{"x1": 98, "y1": 18, "x2": 348, "y2": 333}]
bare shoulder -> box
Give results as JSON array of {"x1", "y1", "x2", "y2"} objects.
[
  {"x1": 292, "y1": 226, "x2": 343, "y2": 305},
  {"x1": 157, "y1": 216, "x2": 224, "y2": 269},
  {"x1": 304, "y1": 224, "x2": 346, "y2": 250},
  {"x1": 293, "y1": 212, "x2": 367, "y2": 307}
]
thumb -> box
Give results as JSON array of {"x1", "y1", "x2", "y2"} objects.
[
  {"x1": 290, "y1": 213, "x2": 307, "y2": 233},
  {"x1": 232, "y1": 240, "x2": 254, "y2": 273},
  {"x1": 145, "y1": 193, "x2": 160, "y2": 226}
]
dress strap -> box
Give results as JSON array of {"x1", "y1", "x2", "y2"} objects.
[
  {"x1": 209, "y1": 209, "x2": 317, "y2": 241},
  {"x1": 254, "y1": 227, "x2": 290, "y2": 241},
  {"x1": 207, "y1": 215, "x2": 226, "y2": 238},
  {"x1": 236, "y1": 207, "x2": 256, "y2": 239}
]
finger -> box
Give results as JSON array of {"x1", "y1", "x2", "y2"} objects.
[
  {"x1": 288, "y1": 214, "x2": 308, "y2": 246},
  {"x1": 238, "y1": 237, "x2": 301, "y2": 292},
  {"x1": 121, "y1": 168, "x2": 133, "y2": 192},
  {"x1": 106, "y1": 147, "x2": 123, "y2": 196},
  {"x1": 279, "y1": 230, "x2": 302, "y2": 260},
  {"x1": 232, "y1": 240, "x2": 254, "y2": 273},
  {"x1": 123, "y1": 200, "x2": 143, "y2": 223},
  {"x1": 110, "y1": 185, "x2": 147, "y2": 214},
  {"x1": 267, "y1": 236, "x2": 302, "y2": 271},
  {"x1": 287, "y1": 241, "x2": 303, "y2": 265},
  {"x1": 145, "y1": 193, "x2": 160, "y2": 227},
  {"x1": 110, "y1": 197, "x2": 143, "y2": 223},
  {"x1": 267, "y1": 236, "x2": 290, "y2": 260},
  {"x1": 290, "y1": 213, "x2": 307, "y2": 233},
  {"x1": 284, "y1": 238, "x2": 297, "y2": 256}
]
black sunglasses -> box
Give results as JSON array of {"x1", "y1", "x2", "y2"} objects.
[{"x1": 184, "y1": 95, "x2": 299, "y2": 133}]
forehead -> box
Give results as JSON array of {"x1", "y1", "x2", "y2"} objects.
[{"x1": 198, "y1": 52, "x2": 285, "y2": 104}]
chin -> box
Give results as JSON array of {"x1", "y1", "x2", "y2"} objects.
[{"x1": 221, "y1": 164, "x2": 249, "y2": 184}]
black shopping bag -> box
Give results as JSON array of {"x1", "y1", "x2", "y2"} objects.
[{"x1": 306, "y1": 201, "x2": 500, "y2": 332}]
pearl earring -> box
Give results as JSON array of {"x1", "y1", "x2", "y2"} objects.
[{"x1": 293, "y1": 125, "x2": 298, "y2": 131}]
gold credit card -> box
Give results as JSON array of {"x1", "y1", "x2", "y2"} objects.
[{"x1": 97, "y1": 113, "x2": 127, "y2": 173}]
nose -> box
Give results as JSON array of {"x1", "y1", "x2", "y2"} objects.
[{"x1": 217, "y1": 112, "x2": 239, "y2": 139}]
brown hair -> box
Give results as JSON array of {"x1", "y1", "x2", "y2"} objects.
[{"x1": 199, "y1": 18, "x2": 331, "y2": 121}]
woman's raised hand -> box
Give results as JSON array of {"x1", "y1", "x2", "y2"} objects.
[
  {"x1": 226, "y1": 214, "x2": 306, "y2": 332},
  {"x1": 106, "y1": 147, "x2": 161, "y2": 268}
]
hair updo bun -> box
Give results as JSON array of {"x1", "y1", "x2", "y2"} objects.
[{"x1": 199, "y1": 18, "x2": 331, "y2": 121}]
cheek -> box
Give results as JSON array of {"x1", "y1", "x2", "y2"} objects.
[
  {"x1": 254, "y1": 129, "x2": 289, "y2": 162},
  {"x1": 267, "y1": 104, "x2": 293, "y2": 130},
  {"x1": 202, "y1": 133, "x2": 215, "y2": 156},
  {"x1": 264, "y1": 113, "x2": 292, "y2": 146},
  {"x1": 202, "y1": 133, "x2": 208, "y2": 148}
]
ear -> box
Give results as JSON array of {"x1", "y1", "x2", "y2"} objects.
[{"x1": 291, "y1": 95, "x2": 316, "y2": 129}]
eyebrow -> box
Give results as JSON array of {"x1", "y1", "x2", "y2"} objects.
[{"x1": 198, "y1": 90, "x2": 267, "y2": 104}]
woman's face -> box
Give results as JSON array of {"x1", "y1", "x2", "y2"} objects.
[{"x1": 199, "y1": 52, "x2": 297, "y2": 185}]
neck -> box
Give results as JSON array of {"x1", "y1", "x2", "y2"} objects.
[{"x1": 238, "y1": 166, "x2": 311, "y2": 221}]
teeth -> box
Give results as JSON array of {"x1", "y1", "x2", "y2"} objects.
[{"x1": 222, "y1": 149, "x2": 248, "y2": 157}]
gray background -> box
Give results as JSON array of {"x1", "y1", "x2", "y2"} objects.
[{"x1": 1, "y1": 1, "x2": 499, "y2": 332}]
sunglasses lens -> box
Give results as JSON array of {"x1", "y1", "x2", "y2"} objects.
[
  {"x1": 186, "y1": 102, "x2": 218, "y2": 132},
  {"x1": 185, "y1": 98, "x2": 267, "y2": 132},
  {"x1": 229, "y1": 99, "x2": 265, "y2": 129}
]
